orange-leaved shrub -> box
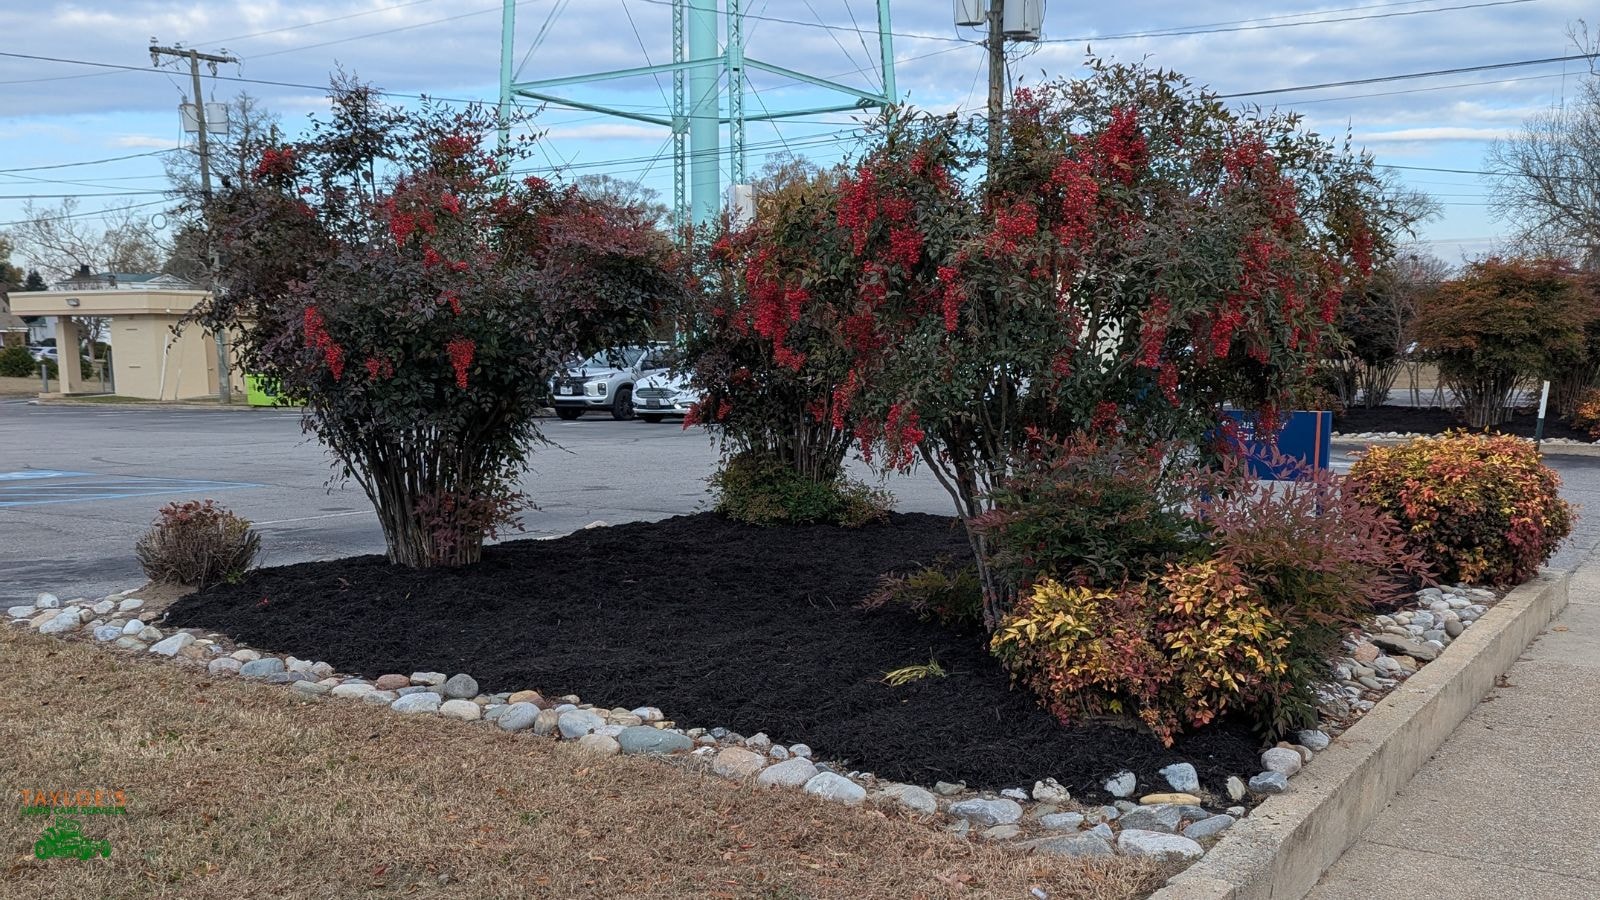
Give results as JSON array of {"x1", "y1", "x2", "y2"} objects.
[
  {"x1": 1348, "y1": 431, "x2": 1573, "y2": 585},
  {"x1": 135, "y1": 500, "x2": 261, "y2": 588},
  {"x1": 991, "y1": 448, "x2": 1429, "y2": 743},
  {"x1": 1571, "y1": 388, "x2": 1600, "y2": 439}
]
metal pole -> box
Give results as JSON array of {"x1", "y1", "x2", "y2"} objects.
[
  {"x1": 876, "y1": 0, "x2": 897, "y2": 105},
  {"x1": 688, "y1": 0, "x2": 720, "y2": 226},
  {"x1": 987, "y1": 0, "x2": 1006, "y2": 168},
  {"x1": 497, "y1": 0, "x2": 516, "y2": 164},
  {"x1": 1535, "y1": 379, "x2": 1551, "y2": 451}
]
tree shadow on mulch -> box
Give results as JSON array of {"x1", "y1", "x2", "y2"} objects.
[{"x1": 165, "y1": 512, "x2": 1262, "y2": 799}]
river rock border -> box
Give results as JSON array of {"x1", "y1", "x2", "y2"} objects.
[{"x1": 3, "y1": 579, "x2": 1507, "y2": 874}]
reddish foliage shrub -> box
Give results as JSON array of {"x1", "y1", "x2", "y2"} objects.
[
  {"x1": 1348, "y1": 431, "x2": 1574, "y2": 585},
  {"x1": 135, "y1": 500, "x2": 261, "y2": 588},
  {"x1": 1415, "y1": 258, "x2": 1592, "y2": 428}
]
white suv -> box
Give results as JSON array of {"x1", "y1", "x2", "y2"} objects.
[{"x1": 549, "y1": 345, "x2": 671, "y2": 420}]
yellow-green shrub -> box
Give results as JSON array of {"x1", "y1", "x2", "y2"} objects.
[
  {"x1": 1348, "y1": 431, "x2": 1573, "y2": 585},
  {"x1": 989, "y1": 580, "x2": 1170, "y2": 736}
]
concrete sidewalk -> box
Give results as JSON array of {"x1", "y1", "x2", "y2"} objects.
[{"x1": 1307, "y1": 555, "x2": 1600, "y2": 899}]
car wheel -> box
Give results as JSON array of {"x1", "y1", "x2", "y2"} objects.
[
  {"x1": 611, "y1": 386, "x2": 634, "y2": 420},
  {"x1": 639, "y1": 414, "x2": 664, "y2": 423},
  {"x1": 555, "y1": 408, "x2": 583, "y2": 420}
]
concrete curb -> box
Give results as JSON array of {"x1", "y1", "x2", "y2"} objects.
[
  {"x1": 1150, "y1": 568, "x2": 1572, "y2": 900},
  {"x1": 1331, "y1": 436, "x2": 1600, "y2": 458}
]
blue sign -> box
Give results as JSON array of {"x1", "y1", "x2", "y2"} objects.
[{"x1": 1221, "y1": 410, "x2": 1333, "y2": 481}]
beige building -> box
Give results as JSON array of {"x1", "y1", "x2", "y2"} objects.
[{"x1": 8, "y1": 287, "x2": 244, "y2": 401}]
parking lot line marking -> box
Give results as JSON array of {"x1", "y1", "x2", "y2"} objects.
[{"x1": 0, "y1": 473, "x2": 264, "y2": 509}]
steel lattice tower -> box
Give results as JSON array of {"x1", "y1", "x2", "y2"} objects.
[{"x1": 499, "y1": 0, "x2": 898, "y2": 228}]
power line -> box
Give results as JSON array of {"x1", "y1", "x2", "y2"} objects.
[
  {"x1": 0, "y1": 191, "x2": 168, "y2": 200},
  {"x1": 0, "y1": 199, "x2": 169, "y2": 229},
  {"x1": 1219, "y1": 53, "x2": 1595, "y2": 98},
  {"x1": 0, "y1": 148, "x2": 177, "y2": 175},
  {"x1": 206, "y1": 0, "x2": 452, "y2": 46},
  {"x1": 1043, "y1": 0, "x2": 1538, "y2": 43}
]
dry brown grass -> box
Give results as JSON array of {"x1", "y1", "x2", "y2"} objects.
[{"x1": 0, "y1": 627, "x2": 1174, "y2": 900}]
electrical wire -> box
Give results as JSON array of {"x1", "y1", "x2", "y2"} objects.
[
  {"x1": 0, "y1": 149, "x2": 176, "y2": 175},
  {"x1": 0, "y1": 199, "x2": 170, "y2": 229},
  {"x1": 1218, "y1": 53, "x2": 1595, "y2": 98},
  {"x1": 1041, "y1": 0, "x2": 1538, "y2": 43}
]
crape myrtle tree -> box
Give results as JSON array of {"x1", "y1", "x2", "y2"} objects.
[
  {"x1": 753, "y1": 62, "x2": 1411, "y2": 627},
  {"x1": 199, "y1": 80, "x2": 679, "y2": 567}
]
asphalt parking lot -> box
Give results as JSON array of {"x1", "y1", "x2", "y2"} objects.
[
  {"x1": 0, "y1": 401, "x2": 956, "y2": 605},
  {"x1": 3, "y1": 399, "x2": 1598, "y2": 606}
]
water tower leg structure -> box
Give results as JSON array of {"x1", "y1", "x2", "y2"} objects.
[
  {"x1": 688, "y1": 0, "x2": 720, "y2": 226},
  {"x1": 502, "y1": 0, "x2": 898, "y2": 230}
]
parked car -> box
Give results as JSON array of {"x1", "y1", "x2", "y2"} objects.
[
  {"x1": 548, "y1": 344, "x2": 672, "y2": 420},
  {"x1": 631, "y1": 370, "x2": 701, "y2": 422},
  {"x1": 28, "y1": 345, "x2": 57, "y2": 362}
]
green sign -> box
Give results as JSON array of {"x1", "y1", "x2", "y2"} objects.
[{"x1": 33, "y1": 817, "x2": 111, "y2": 860}]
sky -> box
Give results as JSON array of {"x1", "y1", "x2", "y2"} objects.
[{"x1": 0, "y1": 0, "x2": 1595, "y2": 273}]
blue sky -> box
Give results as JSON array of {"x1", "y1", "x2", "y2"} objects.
[{"x1": 0, "y1": 0, "x2": 1594, "y2": 272}]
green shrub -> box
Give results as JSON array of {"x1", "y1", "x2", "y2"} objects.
[
  {"x1": 0, "y1": 345, "x2": 35, "y2": 377},
  {"x1": 135, "y1": 499, "x2": 262, "y2": 588},
  {"x1": 711, "y1": 451, "x2": 891, "y2": 527},
  {"x1": 862, "y1": 558, "x2": 984, "y2": 630},
  {"x1": 974, "y1": 436, "x2": 1192, "y2": 592},
  {"x1": 1348, "y1": 431, "x2": 1573, "y2": 585}
]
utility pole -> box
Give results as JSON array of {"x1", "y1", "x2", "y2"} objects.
[
  {"x1": 987, "y1": 0, "x2": 1006, "y2": 168},
  {"x1": 150, "y1": 42, "x2": 238, "y2": 404}
]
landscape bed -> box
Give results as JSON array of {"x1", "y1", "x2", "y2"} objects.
[
  {"x1": 1334, "y1": 404, "x2": 1594, "y2": 442},
  {"x1": 164, "y1": 512, "x2": 1262, "y2": 797}
]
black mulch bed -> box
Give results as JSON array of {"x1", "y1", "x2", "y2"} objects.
[
  {"x1": 1334, "y1": 404, "x2": 1594, "y2": 443},
  {"x1": 164, "y1": 513, "x2": 1262, "y2": 799}
]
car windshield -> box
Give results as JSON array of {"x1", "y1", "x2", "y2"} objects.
[{"x1": 578, "y1": 348, "x2": 643, "y2": 370}]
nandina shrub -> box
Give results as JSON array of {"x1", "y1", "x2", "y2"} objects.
[
  {"x1": 974, "y1": 434, "x2": 1193, "y2": 592},
  {"x1": 1348, "y1": 431, "x2": 1574, "y2": 585},
  {"x1": 1155, "y1": 558, "x2": 1291, "y2": 736},
  {"x1": 200, "y1": 81, "x2": 677, "y2": 567},
  {"x1": 989, "y1": 579, "x2": 1169, "y2": 733},
  {"x1": 709, "y1": 451, "x2": 890, "y2": 527},
  {"x1": 1185, "y1": 451, "x2": 1430, "y2": 734},
  {"x1": 992, "y1": 448, "x2": 1428, "y2": 743},
  {"x1": 135, "y1": 500, "x2": 261, "y2": 588},
  {"x1": 680, "y1": 162, "x2": 861, "y2": 503}
]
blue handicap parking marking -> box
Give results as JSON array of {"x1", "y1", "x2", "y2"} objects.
[{"x1": 0, "y1": 472, "x2": 263, "y2": 508}]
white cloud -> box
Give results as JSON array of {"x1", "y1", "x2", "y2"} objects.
[
  {"x1": 111, "y1": 134, "x2": 179, "y2": 148},
  {"x1": 1359, "y1": 126, "x2": 1514, "y2": 143}
]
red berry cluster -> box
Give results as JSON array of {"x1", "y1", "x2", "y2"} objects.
[{"x1": 446, "y1": 337, "x2": 475, "y2": 389}]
